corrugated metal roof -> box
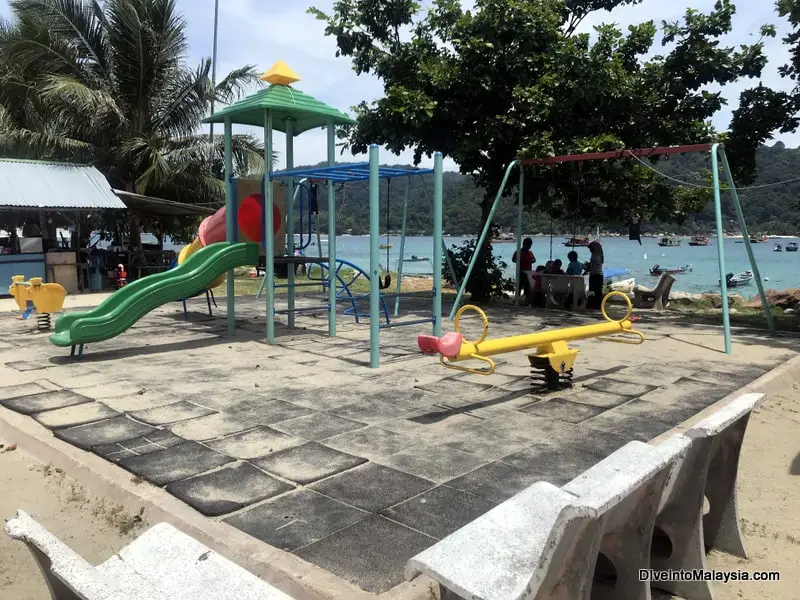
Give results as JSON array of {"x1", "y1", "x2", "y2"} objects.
[{"x1": 0, "y1": 158, "x2": 127, "y2": 210}]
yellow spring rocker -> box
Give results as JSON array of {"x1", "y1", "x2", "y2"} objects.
[
  {"x1": 9, "y1": 276, "x2": 67, "y2": 330},
  {"x1": 418, "y1": 291, "x2": 644, "y2": 390}
]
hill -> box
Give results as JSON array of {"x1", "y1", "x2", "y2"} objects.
[{"x1": 303, "y1": 143, "x2": 800, "y2": 237}]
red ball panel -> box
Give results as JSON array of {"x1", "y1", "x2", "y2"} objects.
[{"x1": 237, "y1": 194, "x2": 283, "y2": 242}]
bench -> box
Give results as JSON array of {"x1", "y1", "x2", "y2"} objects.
[
  {"x1": 4, "y1": 510, "x2": 294, "y2": 600},
  {"x1": 407, "y1": 393, "x2": 764, "y2": 600},
  {"x1": 539, "y1": 275, "x2": 586, "y2": 311}
]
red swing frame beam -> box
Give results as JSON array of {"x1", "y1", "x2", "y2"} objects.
[{"x1": 519, "y1": 143, "x2": 714, "y2": 165}]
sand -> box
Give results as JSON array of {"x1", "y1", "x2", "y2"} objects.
[{"x1": 0, "y1": 437, "x2": 149, "y2": 600}]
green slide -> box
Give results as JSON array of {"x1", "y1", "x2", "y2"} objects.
[{"x1": 50, "y1": 242, "x2": 259, "y2": 348}]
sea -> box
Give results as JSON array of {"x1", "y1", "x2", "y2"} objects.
[{"x1": 150, "y1": 233, "x2": 800, "y2": 298}]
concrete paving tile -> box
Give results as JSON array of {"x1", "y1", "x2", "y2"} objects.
[
  {"x1": 311, "y1": 463, "x2": 434, "y2": 512},
  {"x1": 224, "y1": 489, "x2": 367, "y2": 552},
  {"x1": 501, "y1": 443, "x2": 605, "y2": 486},
  {"x1": 205, "y1": 426, "x2": 303, "y2": 460},
  {"x1": 328, "y1": 398, "x2": 412, "y2": 424},
  {"x1": 377, "y1": 408, "x2": 482, "y2": 441},
  {"x1": 54, "y1": 415, "x2": 158, "y2": 450},
  {"x1": 272, "y1": 412, "x2": 365, "y2": 441},
  {"x1": 323, "y1": 427, "x2": 413, "y2": 460},
  {"x1": 444, "y1": 424, "x2": 527, "y2": 461},
  {"x1": 32, "y1": 402, "x2": 119, "y2": 429},
  {"x1": 609, "y1": 365, "x2": 685, "y2": 387},
  {"x1": 565, "y1": 389, "x2": 632, "y2": 409},
  {"x1": 72, "y1": 380, "x2": 148, "y2": 399},
  {"x1": 128, "y1": 400, "x2": 216, "y2": 425},
  {"x1": 445, "y1": 460, "x2": 547, "y2": 503},
  {"x1": 1, "y1": 389, "x2": 94, "y2": 415},
  {"x1": 4, "y1": 360, "x2": 47, "y2": 372},
  {"x1": 252, "y1": 442, "x2": 366, "y2": 484},
  {"x1": 0, "y1": 380, "x2": 60, "y2": 401},
  {"x1": 479, "y1": 411, "x2": 573, "y2": 442},
  {"x1": 415, "y1": 376, "x2": 493, "y2": 395},
  {"x1": 294, "y1": 514, "x2": 434, "y2": 594},
  {"x1": 166, "y1": 462, "x2": 293, "y2": 517},
  {"x1": 583, "y1": 377, "x2": 658, "y2": 398},
  {"x1": 580, "y1": 408, "x2": 676, "y2": 443},
  {"x1": 611, "y1": 398, "x2": 702, "y2": 429},
  {"x1": 274, "y1": 387, "x2": 363, "y2": 411},
  {"x1": 223, "y1": 399, "x2": 315, "y2": 425},
  {"x1": 118, "y1": 441, "x2": 234, "y2": 486},
  {"x1": 380, "y1": 443, "x2": 487, "y2": 483},
  {"x1": 93, "y1": 431, "x2": 185, "y2": 462},
  {"x1": 369, "y1": 388, "x2": 439, "y2": 410},
  {"x1": 382, "y1": 485, "x2": 495, "y2": 540},
  {"x1": 519, "y1": 397, "x2": 606, "y2": 424},
  {"x1": 169, "y1": 413, "x2": 256, "y2": 441},
  {"x1": 97, "y1": 393, "x2": 181, "y2": 412},
  {"x1": 551, "y1": 426, "x2": 629, "y2": 458}
]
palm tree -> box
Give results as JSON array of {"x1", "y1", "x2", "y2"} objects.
[{"x1": 0, "y1": 0, "x2": 274, "y2": 248}]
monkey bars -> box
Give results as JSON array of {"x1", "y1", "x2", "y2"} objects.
[{"x1": 450, "y1": 143, "x2": 775, "y2": 355}]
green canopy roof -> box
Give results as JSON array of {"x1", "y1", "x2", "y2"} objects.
[{"x1": 203, "y1": 85, "x2": 355, "y2": 135}]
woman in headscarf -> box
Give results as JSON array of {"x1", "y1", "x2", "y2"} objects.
[{"x1": 586, "y1": 240, "x2": 604, "y2": 309}]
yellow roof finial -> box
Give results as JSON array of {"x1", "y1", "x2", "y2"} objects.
[{"x1": 261, "y1": 60, "x2": 301, "y2": 86}]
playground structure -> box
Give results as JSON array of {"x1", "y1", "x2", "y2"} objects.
[
  {"x1": 203, "y1": 61, "x2": 445, "y2": 368},
  {"x1": 43, "y1": 61, "x2": 444, "y2": 365},
  {"x1": 451, "y1": 143, "x2": 775, "y2": 355},
  {"x1": 418, "y1": 291, "x2": 644, "y2": 389},
  {"x1": 9, "y1": 275, "x2": 67, "y2": 330}
]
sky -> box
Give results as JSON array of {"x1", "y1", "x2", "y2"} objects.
[{"x1": 0, "y1": 0, "x2": 796, "y2": 171}]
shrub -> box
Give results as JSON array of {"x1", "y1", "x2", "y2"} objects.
[{"x1": 443, "y1": 239, "x2": 513, "y2": 302}]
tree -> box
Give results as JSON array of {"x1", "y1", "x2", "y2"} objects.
[
  {"x1": 0, "y1": 0, "x2": 272, "y2": 251},
  {"x1": 310, "y1": 0, "x2": 791, "y2": 228}
]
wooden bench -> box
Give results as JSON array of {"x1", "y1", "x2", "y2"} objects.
[
  {"x1": 4, "y1": 511, "x2": 294, "y2": 600},
  {"x1": 407, "y1": 393, "x2": 764, "y2": 600},
  {"x1": 539, "y1": 274, "x2": 586, "y2": 311}
]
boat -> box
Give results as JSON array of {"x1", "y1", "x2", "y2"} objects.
[
  {"x1": 688, "y1": 235, "x2": 711, "y2": 246},
  {"x1": 749, "y1": 234, "x2": 769, "y2": 243},
  {"x1": 492, "y1": 233, "x2": 516, "y2": 243},
  {"x1": 563, "y1": 236, "x2": 590, "y2": 247},
  {"x1": 650, "y1": 264, "x2": 693, "y2": 275},
  {"x1": 379, "y1": 243, "x2": 393, "y2": 250},
  {"x1": 403, "y1": 255, "x2": 429, "y2": 262},
  {"x1": 774, "y1": 243, "x2": 783, "y2": 252},
  {"x1": 787, "y1": 242, "x2": 798, "y2": 252},
  {"x1": 722, "y1": 270, "x2": 753, "y2": 288},
  {"x1": 657, "y1": 236, "x2": 681, "y2": 247}
]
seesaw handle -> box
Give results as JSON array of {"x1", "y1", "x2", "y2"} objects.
[{"x1": 440, "y1": 353, "x2": 496, "y2": 375}]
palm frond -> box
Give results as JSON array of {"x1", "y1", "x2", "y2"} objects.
[
  {"x1": 40, "y1": 74, "x2": 126, "y2": 124},
  {"x1": 213, "y1": 65, "x2": 263, "y2": 104},
  {"x1": 0, "y1": 126, "x2": 95, "y2": 161},
  {"x1": 150, "y1": 59, "x2": 212, "y2": 138}
]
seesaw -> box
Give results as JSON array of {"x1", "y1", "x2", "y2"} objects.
[
  {"x1": 9, "y1": 275, "x2": 67, "y2": 330},
  {"x1": 418, "y1": 291, "x2": 644, "y2": 390}
]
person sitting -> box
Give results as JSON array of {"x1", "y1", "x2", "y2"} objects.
[
  {"x1": 530, "y1": 265, "x2": 546, "y2": 307},
  {"x1": 543, "y1": 260, "x2": 555, "y2": 274},
  {"x1": 512, "y1": 237, "x2": 536, "y2": 304},
  {"x1": 566, "y1": 250, "x2": 583, "y2": 275},
  {"x1": 551, "y1": 259, "x2": 565, "y2": 275}
]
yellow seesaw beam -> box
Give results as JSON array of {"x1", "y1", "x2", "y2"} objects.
[{"x1": 418, "y1": 291, "x2": 644, "y2": 378}]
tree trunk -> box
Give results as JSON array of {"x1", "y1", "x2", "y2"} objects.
[{"x1": 125, "y1": 182, "x2": 146, "y2": 271}]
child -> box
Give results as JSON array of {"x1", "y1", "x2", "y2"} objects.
[
  {"x1": 566, "y1": 250, "x2": 583, "y2": 275},
  {"x1": 586, "y1": 240, "x2": 604, "y2": 309},
  {"x1": 512, "y1": 237, "x2": 536, "y2": 303},
  {"x1": 530, "y1": 265, "x2": 546, "y2": 307}
]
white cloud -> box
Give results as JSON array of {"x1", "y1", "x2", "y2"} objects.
[{"x1": 1, "y1": 0, "x2": 797, "y2": 169}]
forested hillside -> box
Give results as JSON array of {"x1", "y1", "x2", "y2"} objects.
[{"x1": 309, "y1": 143, "x2": 800, "y2": 237}]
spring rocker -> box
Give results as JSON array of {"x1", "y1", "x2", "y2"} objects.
[
  {"x1": 418, "y1": 291, "x2": 644, "y2": 390},
  {"x1": 9, "y1": 276, "x2": 67, "y2": 330}
]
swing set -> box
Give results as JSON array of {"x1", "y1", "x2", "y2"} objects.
[{"x1": 450, "y1": 143, "x2": 775, "y2": 355}]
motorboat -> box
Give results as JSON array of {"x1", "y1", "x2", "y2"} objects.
[
  {"x1": 657, "y1": 237, "x2": 681, "y2": 247},
  {"x1": 563, "y1": 236, "x2": 591, "y2": 247},
  {"x1": 379, "y1": 243, "x2": 393, "y2": 250},
  {"x1": 787, "y1": 242, "x2": 798, "y2": 252},
  {"x1": 403, "y1": 255, "x2": 429, "y2": 262},
  {"x1": 722, "y1": 270, "x2": 753, "y2": 288},
  {"x1": 774, "y1": 243, "x2": 783, "y2": 252},
  {"x1": 650, "y1": 264, "x2": 692, "y2": 275},
  {"x1": 688, "y1": 235, "x2": 711, "y2": 246}
]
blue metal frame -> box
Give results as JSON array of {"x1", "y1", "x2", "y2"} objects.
[
  {"x1": 306, "y1": 258, "x2": 391, "y2": 325},
  {"x1": 270, "y1": 163, "x2": 434, "y2": 183}
]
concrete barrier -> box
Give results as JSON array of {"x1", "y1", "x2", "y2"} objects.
[
  {"x1": 652, "y1": 392, "x2": 764, "y2": 599},
  {"x1": 406, "y1": 393, "x2": 764, "y2": 600}
]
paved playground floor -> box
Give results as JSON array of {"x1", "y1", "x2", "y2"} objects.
[{"x1": 0, "y1": 295, "x2": 796, "y2": 595}]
